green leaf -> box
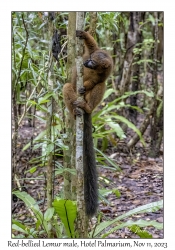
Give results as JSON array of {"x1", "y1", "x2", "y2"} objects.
[
  {"x1": 52, "y1": 216, "x2": 63, "y2": 238},
  {"x1": 95, "y1": 147, "x2": 121, "y2": 171},
  {"x1": 129, "y1": 224, "x2": 152, "y2": 238},
  {"x1": 53, "y1": 199, "x2": 77, "y2": 238},
  {"x1": 55, "y1": 168, "x2": 76, "y2": 176},
  {"x1": 24, "y1": 166, "x2": 37, "y2": 174},
  {"x1": 38, "y1": 99, "x2": 50, "y2": 104},
  {"x1": 28, "y1": 100, "x2": 37, "y2": 105},
  {"x1": 22, "y1": 130, "x2": 47, "y2": 151},
  {"x1": 93, "y1": 90, "x2": 154, "y2": 120},
  {"x1": 12, "y1": 224, "x2": 29, "y2": 235},
  {"x1": 109, "y1": 115, "x2": 145, "y2": 146},
  {"x1": 46, "y1": 143, "x2": 54, "y2": 154},
  {"x1": 105, "y1": 118, "x2": 126, "y2": 139},
  {"x1": 38, "y1": 92, "x2": 53, "y2": 105},
  {"x1": 38, "y1": 22, "x2": 47, "y2": 30},
  {"x1": 55, "y1": 139, "x2": 69, "y2": 150},
  {"x1": 91, "y1": 200, "x2": 163, "y2": 237},
  {"x1": 157, "y1": 100, "x2": 163, "y2": 118},
  {"x1": 98, "y1": 191, "x2": 111, "y2": 205},
  {"x1": 55, "y1": 169, "x2": 64, "y2": 175},
  {"x1": 12, "y1": 220, "x2": 30, "y2": 235},
  {"x1": 148, "y1": 13, "x2": 155, "y2": 25},
  {"x1": 29, "y1": 63, "x2": 37, "y2": 85},
  {"x1": 133, "y1": 59, "x2": 155, "y2": 65},
  {"x1": 32, "y1": 115, "x2": 46, "y2": 123},
  {"x1": 109, "y1": 90, "x2": 154, "y2": 106},
  {"x1": 12, "y1": 191, "x2": 48, "y2": 233},
  {"x1": 103, "y1": 88, "x2": 114, "y2": 100},
  {"x1": 33, "y1": 143, "x2": 43, "y2": 151},
  {"x1": 37, "y1": 104, "x2": 48, "y2": 113},
  {"x1": 99, "y1": 189, "x2": 113, "y2": 197},
  {"x1": 27, "y1": 43, "x2": 33, "y2": 58},
  {"x1": 101, "y1": 219, "x2": 162, "y2": 238},
  {"x1": 112, "y1": 189, "x2": 121, "y2": 198},
  {"x1": 44, "y1": 207, "x2": 54, "y2": 222},
  {"x1": 123, "y1": 104, "x2": 143, "y2": 113}
]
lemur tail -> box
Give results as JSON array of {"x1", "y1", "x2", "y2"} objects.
[{"x1": 83, "y1": 112, "x2": 98, "y2": 217}]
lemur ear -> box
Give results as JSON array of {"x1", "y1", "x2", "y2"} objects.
[{"x1": 101, "y1": 58, "x2": 111, "y2": 69}]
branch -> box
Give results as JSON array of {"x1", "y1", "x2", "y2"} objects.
[{"x1": 14, "y1": 13, "x2": 29, "y2": 89}]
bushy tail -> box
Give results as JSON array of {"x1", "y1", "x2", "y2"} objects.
[{"x1": 83, "y1": 112, "x2": 98, "y2": 217}]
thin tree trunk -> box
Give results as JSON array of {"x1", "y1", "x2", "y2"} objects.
[
  {"x1": 157, "y1": 12, "x2": 163, "y2": 65},
  {"x1": 12, "y1": 13, "x2": 28, "y2": 182},
  {"x1": 155, "y1": 101, "x2": 163, "y2": 153},
  {"x1": 149, "y1": 12, "x2": 160, "y2": 157},
  {"x1": 75, "y1": 11, "x2": 88, "y2": 238},
  {"x1": 129, "y1": 12, "x2": 143, "y2": 124},
  {"x1": 119, "y1": 12, "x2": 135, "y2": 95},
  {"x1": 89, "y1": 12, "x2": 97, "y2": 37},
  {"x1": 12, "y1": 91, "x2": 18, "y2": 177},
  {"x1": 119, "y1": 12, "x2": 137, "y2": 132},
  {"x1": 46, "y1": 14, "x2": 56, "y2": 238},
  {"x1": 64, "y1": 12, "x2": 76, "y2": 200}
]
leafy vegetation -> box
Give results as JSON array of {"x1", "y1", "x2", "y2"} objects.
[{"x1": 12, "y1": 191, "x2": 163, "y2": 238}]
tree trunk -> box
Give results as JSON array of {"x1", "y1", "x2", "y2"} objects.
[
  {"x1": 75, "y1": 11, "x2": 89, "y2": 238},
  {"x1": 89, "y1": 12, "x2": 97, "y2": 37},
  {"x1": 149, "y1": 12, "x2": 162, "y2": 157},
  {"x1": 64, "y1": 12, "x2": 76, "y2": 201},
  {"x1": 129, "y1": 12, "x2": 143, "y2": 124},
  {"x1": 119, "y1": 12, "x2": 135, "y2": 95},
  {"x1": 119, "y1": 12, "x2": 138, "y2": 131},
  {"x1": 46, "y1": 14, "x2": 57, "y2": 238}
]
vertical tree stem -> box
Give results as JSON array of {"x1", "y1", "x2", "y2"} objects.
[
  {"x1": 64, "y1": 12, "x2": 76, "y2": 200},
  {"x1": 46, "y1": 15, "x2": 56, "y2": 238},
  {"x1": 89, "y1": 12, "x2": 97, "y2": 37},
  {"x1": 75, "y1": 12, "x2": 88, "y2": 238},
  {"x1": 149, "y1": 12, "x2": 159, "y2": 157}
]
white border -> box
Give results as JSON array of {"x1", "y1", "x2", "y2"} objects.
[{"x1": 0, "y1": 1, "x2": 174, "y2": 249}]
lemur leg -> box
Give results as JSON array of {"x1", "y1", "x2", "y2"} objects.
[
  {"x1": 73, "y1": 82, "x2": 106, "y2": 114},
  {"x1": 63, "y1": 83, "x2": 78, "y2": 116}
]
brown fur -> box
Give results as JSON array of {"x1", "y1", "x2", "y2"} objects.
[
  {"x1": 63, "y1": 30, "x2": 113, "y2": 216},
  {"x1": 63, "y1": 30, "x2": 113, "y2": 116}
]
